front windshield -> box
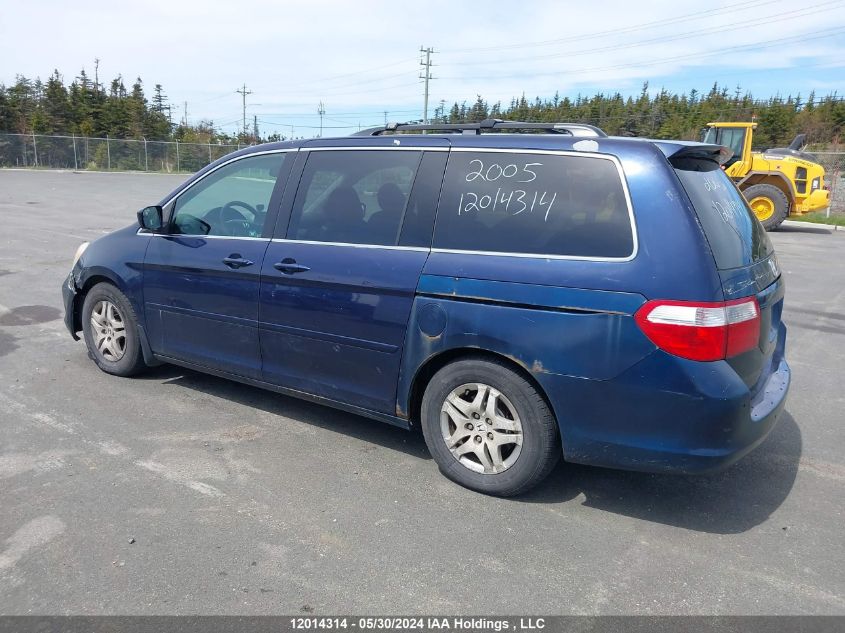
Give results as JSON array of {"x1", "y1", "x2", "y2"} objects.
[
  {"x1": 703, "y1": 127, "x2": 745, "y2": 164},
  {"x1": 722, "y1": 128, "x2": 746, "y2": 160}
]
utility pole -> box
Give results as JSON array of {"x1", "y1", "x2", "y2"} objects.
[
  {"x1": 419, "y1": 46, "x2": 436, "y2": 124},
  {"x1": 253, "y1": 115, "x2": 259, "y2": 143},
  {"x1": 384, "y1": 110, "x2": 388, "y2": 125},
  {"x1": 236, "y1": 84, "x2": 252, "y2": 138},
  {"x1": 183, "y1": 101, "x2": 188, "y2": 127},
  {"x1": 317, "y1": 101, "x2": 326, "y2": 137}
]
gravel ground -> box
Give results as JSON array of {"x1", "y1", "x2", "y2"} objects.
[{"x1": 0, "y1": 169, "x2": 843, "y2": 615}]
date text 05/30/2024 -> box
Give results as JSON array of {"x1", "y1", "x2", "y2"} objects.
[{"x1": 290, "y1": 617, "x2": 547, "y2": 631}]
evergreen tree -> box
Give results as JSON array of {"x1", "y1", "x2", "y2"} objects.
[
  {"x1": 448, "y1": 102, "x2": 460, "y2": 123},
  {"x1": 2, "y1": 66, "x2": 844, "y2": 148},
  {"x1": 152, "y1": 84, "x2": 168, "y2": 113},
  {"x1": 41, "y1": 70, "x2": 69, "y2": 134},
  {"x1": 468, "y1": 95, "x2": 488, "y2": 121}
]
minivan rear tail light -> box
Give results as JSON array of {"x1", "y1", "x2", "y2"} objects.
[{"x1": 634, "y1": 297, "x2": 760, "y2": 361}]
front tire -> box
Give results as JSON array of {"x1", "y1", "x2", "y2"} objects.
[
  {"x1": 743, "y1": 183, "x2": 789, "y2": 230},
  {"x1": 81, "y1": 282, "x2": 147, "y2": 377},
  {"x1": 420, "y1": 357, "x2": 560, "y2": 496}
]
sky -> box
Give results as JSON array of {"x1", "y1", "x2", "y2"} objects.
[{"x1": 1, "y1": 0, "x2": 844, "y2": 138}]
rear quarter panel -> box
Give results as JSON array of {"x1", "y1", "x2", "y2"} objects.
[{"x1": 397, "y1": 142, "x2": 724, "y2": 439}]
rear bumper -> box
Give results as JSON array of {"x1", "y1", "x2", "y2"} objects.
[{"x1": 541, "y1": 336, "x2": 790, "y2": 474}]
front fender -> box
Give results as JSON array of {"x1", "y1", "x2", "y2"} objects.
[
  {"x1": 75, "y1": 224, "x2": 148, "y2": 318},
  {"x1": 66, "y1": 224, "x2": 156, "y2": 363}
]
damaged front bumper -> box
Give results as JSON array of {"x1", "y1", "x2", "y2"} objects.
[{"x1": 62, "y1": 271, "x2": 80, "y2": 340}]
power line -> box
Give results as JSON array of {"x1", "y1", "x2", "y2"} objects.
[
  {"x1": 223, "y1": 80, "x2": 423, "y2": 105},
  {"x1": 279, "y1": 57, "x2": 419, "y2": 89},
  {"x1": 211, "y1": 109, "x2": 420, "y2": 124},
  {"x1": 294, "y1": 79, "x2": 423, "y2": 100},
  {"x1": 194, "y1": 91, "x2": 238, "y2": 104},
  {"x1": 646, "y1": 59, "x2": 845, "y2": 89},
  {"x1": 224, "y1": 10, "x2": 837, "y2": 106},
  {"x1": 235, "y1": 84, "x2": 252, "y2": 138},
  {"x1": 258, "y1": 118, "x2": 380, "y2": 130},
  {"x1": 442, "y1": 0, "x2": 839, "y2": 67},
  {"x1": 441, "y1": 0, "x2": 779, "y2": 54},
  {"x1": 186, "y1": 3, "x2": 839, "y2": 131},
  {"x1": 254, "y1": 108, "x2": 420, "y2": 117},
  {"x1": 290, "y1": 69, "x2": 415, "y2": 93},
  {"x1": 439, "y1": 26, "x2": 845, "y2": 81},
  {"x1": 237, "y1": 67, "x2": 418, "y2": 102}
]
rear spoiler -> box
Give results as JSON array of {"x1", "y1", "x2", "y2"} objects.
[{"x1": 654, "y1": 141, "x2": 734, "y2": 166}]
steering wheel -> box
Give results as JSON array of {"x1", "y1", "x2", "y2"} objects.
[
  {"x1": 220, "y1": 201, "x2": 258, "y2": 237},
  {"x1": 224, "y1": 200, "x2": 258, "y2": 217}
]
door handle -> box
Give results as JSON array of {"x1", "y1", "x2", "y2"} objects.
[
  {"x1": 222, "y1": 255, "x2": 254, "y2": 269},
  {"x1": 274, "y1": 258, "x2": 311, "y2": 274}
]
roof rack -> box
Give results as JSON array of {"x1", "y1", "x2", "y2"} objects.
[{"x1": 353, "y1": 118, "x2": 608, "y2": 138}]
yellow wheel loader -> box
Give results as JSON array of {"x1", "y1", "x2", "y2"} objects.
[{"x1": 702, "y1": 122, "x2": 830, "y2": 230}]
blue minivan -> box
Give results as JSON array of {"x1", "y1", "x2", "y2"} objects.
[{"x1": 62, "y1": 120, "x2": 790, "y2": 496}]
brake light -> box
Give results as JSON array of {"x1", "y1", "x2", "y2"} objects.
[{"x1": 634, "y1": 298, "x2": 760, "y2": 361}]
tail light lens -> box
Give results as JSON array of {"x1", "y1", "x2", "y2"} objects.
[{"x1": 634, "y1": 297, "x2": 760, "y2": 361}]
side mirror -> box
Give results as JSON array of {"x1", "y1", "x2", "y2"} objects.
[{"x1": 137, "y1": 206, "x2": 164, "y2": 232}]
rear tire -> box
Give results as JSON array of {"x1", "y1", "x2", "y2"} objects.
[
  {"x1": 81, "y1": 282, "x2": 147, "y2": 377},
  {"x1": 420, "y1": 357, "x2": 560, "y2": 497},
  {"x1": 743, "y1": 183, "x2": 789, "y2": 230}
]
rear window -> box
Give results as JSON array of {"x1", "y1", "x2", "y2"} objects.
[
  {"x1": 674, "y1": 158, "x2": 773, "y2": 270},
  {"x1": 432, "y1": 151, "x2": 634, "y2": 258}
]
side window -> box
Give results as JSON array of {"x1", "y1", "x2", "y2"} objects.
[
  {"x1": 287, "y1": 150, "x2": 422, "y2": 246},
  {"x1": 171, "y1": 153, "x2": 288, "y2": 237},
  {"x1": 399, "y1": 151, "x2": 448, "y2": 248},
  {"x1": 432, "y1": 152, "x2": 634, "y2": 258}
]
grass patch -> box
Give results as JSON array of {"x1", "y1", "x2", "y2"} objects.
[{"x1": 790, "y1": 211, "x2": 845, "y2": 226}]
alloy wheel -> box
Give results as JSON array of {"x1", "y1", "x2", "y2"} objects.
[
  {"x1": 440, "y1": 383, "x2": 524, "y2": 474},
  {"x1": 90, "y1": 300, "x2": 127, "y2": 362}
]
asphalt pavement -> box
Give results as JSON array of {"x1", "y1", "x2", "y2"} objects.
[{"x1": 0, "y1": 169, "x2": 843, "y2": 615}]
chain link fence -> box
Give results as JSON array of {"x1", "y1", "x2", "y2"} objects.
[
  {"x1": 0, "y1": 133, "x2": 244, "y2": 173},
  {"x1": 812, "y1": 152, "x2": 845, "y2": 214},
  {"x1": 2, "y1": 133, "x2": 843, "y2": 213}
]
